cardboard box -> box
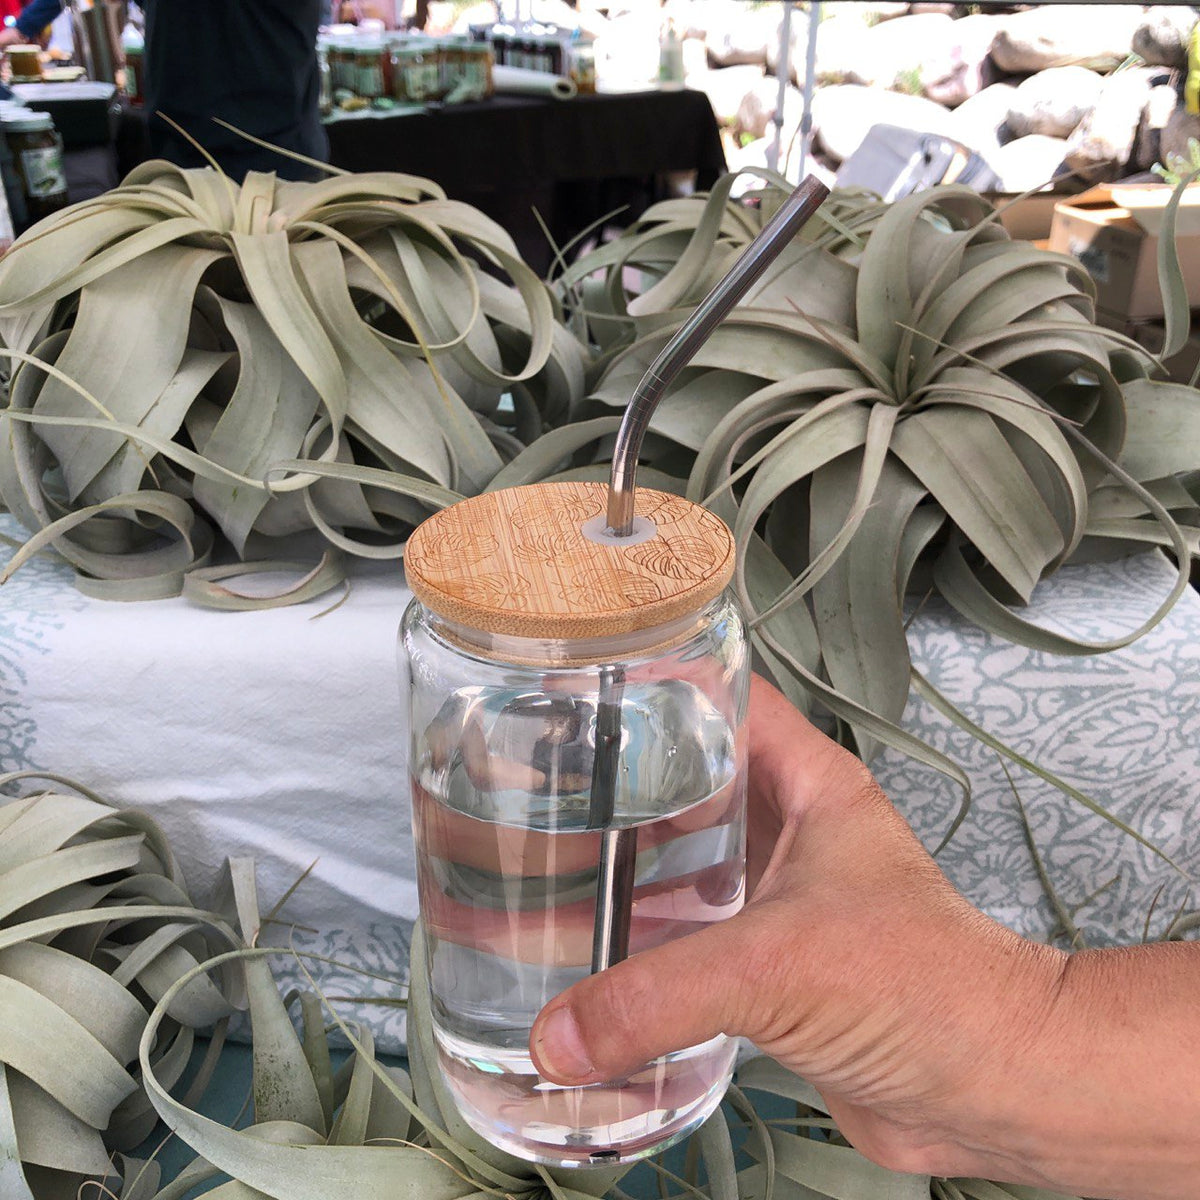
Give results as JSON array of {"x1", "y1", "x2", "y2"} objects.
[
  {"x1": 1048, "y1": 185, "x2": 1200, "y2": 321},
  {"x1": 983, "y1": 192, "x2": 1062, "y2": 242}
]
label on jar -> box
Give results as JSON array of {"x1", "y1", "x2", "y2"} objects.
[
  {"x1": 123, "y1": 51, "x2": 143, "y2": 101},
  {"x1": 463, "y1": 59, "x2": 488, "y2": 101},
  {"x1": 19, "y1": 146, "x2": 66, "y2": 200},
  {"x1": 403, "y1": 61, "x2": 439, "y2": 101},
  {"x1": 358, "y1": 60, "x2": 384, "y2": 98}
]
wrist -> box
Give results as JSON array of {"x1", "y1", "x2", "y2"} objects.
[
  {"x1": 929, "y1": 932, "x2": 1070, "y2": 1181},
  {"x1": 949, "y1": 942, "x2": 1200, "y2": 1200}
]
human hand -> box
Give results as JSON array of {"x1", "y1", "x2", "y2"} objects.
[
  {"x1": 529, "y1": 673, "x2": 1066, "y2": 1183},
  {"x1": 0, "y1": 27, "x2": 25, "y2": 49}
]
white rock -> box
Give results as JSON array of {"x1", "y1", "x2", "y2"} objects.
[
  {"x1": 945, "y1": 81, "x2": 1018, "y2": 158},
  {"x1": 665, "y1": 0, "x2": 716, "y2": 41},
  {"x1": 866, "y1": 13, "x2": 955, "y2": 93},
  {"x1": 690, "y1": 64, "x2": 767, "y2": 126},
  {"x1": 705, "y1": 4, "x2": 778, "y2": 67},
  {"x1": 821, "y1": 1, "x2": 908, "y2": 23},
  {"x1": 1132, "y1": 7, "x2": 1198, "y2": 69},
  {"x1": 454, "y1": 1, "x2": 502, "y2": 32},
  {"x1": 1132, "y1": 83, "x2": 1180, "y2": 171},
  {"x1": 922, "y1": 13, "x2": 1006, "y2": 109},
  {"x1": 1006, "y1": 67, "x2": 1103, "y2": 139},
  {"x1": 736, "y1": 75, "x2": 803, "y2": 142},
  {"x1": 489, "y1": 0, "x2": 604, "y2": 34},
  {"x1": 1065, "y1": 68, "x2": 1157, "y2": 182},
  {"x1": 990, "y1": 134, "x2": 1069, "y2": 193},
  {"x1": 990, "y1": 4, "x2": 1143, "y2": 74},
  {"x1": 812, "y1": 84, "x2": 955, "y2": 163},
  {"x1": 815, "y1": 15, "x2": 879, "y2": 86}
]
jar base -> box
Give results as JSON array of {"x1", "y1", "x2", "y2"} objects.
[{"x1": 437, "y1": 1028, "x2": 736, "y2": 1167}]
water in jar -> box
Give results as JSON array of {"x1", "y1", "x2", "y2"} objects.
[{"x1": 412, "y1": 675, "x2": 746, "y2": 1166}]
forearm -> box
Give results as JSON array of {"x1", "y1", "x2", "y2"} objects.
[{"x1": 960, "y1": 941, "x2": 1200, "y2": 1200}]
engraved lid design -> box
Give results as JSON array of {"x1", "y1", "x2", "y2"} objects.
[{"x1": 405, "y1": 481, "x2": 735, "y2": 639}]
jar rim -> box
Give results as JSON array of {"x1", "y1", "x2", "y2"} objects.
[{"x1": 408, "y1": 589, "x2": 736, "y2": 669}]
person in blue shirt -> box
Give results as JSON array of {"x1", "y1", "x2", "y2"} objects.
[
  {"x1": 0, "y1": 0, "x2": 60, "y2": 46},
  {"x1": 0, "y1": 0, "x2": 328, "y2": 181}
]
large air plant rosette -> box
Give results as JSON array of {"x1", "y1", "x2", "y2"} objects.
[
  {"x1": 494, "y1": 173, "x2": 1200, "y2": 839},
  {"x1": 0, "y1": 159, "x2": 586, "y2": 603},
  {"x1": 0, "y1": 774, "x2": 239, "y2": 1198}
]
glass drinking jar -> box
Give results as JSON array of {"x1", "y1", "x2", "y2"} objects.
[{"x1": 399, "y1": 480, "x2": 749, "y2": 1167}]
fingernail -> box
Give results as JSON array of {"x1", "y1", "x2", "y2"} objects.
[{"x1": 534, "y1": 1005, "x2": 594, "y2": 1081}]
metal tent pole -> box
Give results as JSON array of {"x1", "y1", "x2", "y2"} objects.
[
  {"x1": 768, "y1": 0, "x2": 793, "y2": 173},
  {"x1": 798, "y1": 1, "x2": 821, "y2": 178}
]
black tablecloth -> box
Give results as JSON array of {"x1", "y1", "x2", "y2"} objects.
[
  {"x1": 325, "y1": 89, "x2": 726, "y2": 273},
  {"x1": 115, "y1": 90, "x2": 725, "y2": 274}
]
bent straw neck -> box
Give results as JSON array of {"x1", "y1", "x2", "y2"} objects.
[{"x1": 604, "y1": 175, "x2": 831, "y2": 537}]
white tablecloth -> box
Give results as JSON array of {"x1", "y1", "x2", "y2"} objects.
[{"x1": 2, "y1": 514, "x2": 1198, "y2": 1051}]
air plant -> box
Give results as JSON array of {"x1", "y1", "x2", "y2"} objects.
[
  {"x1": 496, "y1": 172, "x2": 1200, "y2": 845},
  {"x1": 0, "y1": 157, "x2": 585, "y2": 603},
  {"x1": 0, "y1": 775, "x2": 239, "y2": 1198}
]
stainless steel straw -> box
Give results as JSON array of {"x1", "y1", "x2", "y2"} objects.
[
  {"x1": 589, "y1": 176, "x2": 831, "y2": 974},
  {"x1": 606, "y1": 175, "x2": 831, "y2": 538}
]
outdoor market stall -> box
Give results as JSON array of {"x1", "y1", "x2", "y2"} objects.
[{"x1": 0, "y1": 22, "x2": 1199, "y2": 1191}]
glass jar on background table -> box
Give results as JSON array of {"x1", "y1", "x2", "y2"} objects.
[
  {"x1": 121, "y1": 20, "x2": 144, "y2": 104},
  {"x1": 317, "y1": 39, "x2": 333, "y2": 116},
  {"x1": 355, "y1": 40, "x2": 385, "y2": 101},
  {"x1": 394, "y1": 36, "x2": 441, "y2": 103},
  {"x1": 438, "y1": 34, "x2": 462, "y2": 99},
  {"x1": 399, "y1": 480, "x2": 749, "y2": 1167},
  {"x1": 490, "y1": 25, "x2": 511, "y2": 66},
  {"x1": 333, "y1": 38, "x2": 356, "y2": 93},
  {"x1": 443, "y1": 36, "x2": 490, "y2": 102},
  {"x1": 388, "y1": 36, "x2": 407, "y2": 101},
  {"x1": 537, "y1": 27, "x2": 564, "y2": 75},
  {"x1": 568, "y1": 33, "x2": 597, "y2": 95},
  {"x1": 4, "y1": 110, "x2": 68, "y2": 226},
  {"x1": 6, "y1": 45, "x2": 43, "y2": 84},
  {"x1": 465, "y1": 40, "x2": 493, "y2": 100},
  {"x1": 0, "y1": 102, "x2": 28, "y2": 233}
]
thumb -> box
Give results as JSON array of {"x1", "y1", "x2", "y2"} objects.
[{"x1": 529, "y1": 904, "x2": 784, "y2": 1085}]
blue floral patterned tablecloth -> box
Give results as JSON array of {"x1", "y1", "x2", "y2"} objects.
[
  {"x1": 876, "y1": 554, "x2": 1200, "y2": 951},
  {"x1": 1, "y1": 512, "x2": 1197, "y2": 1052}
]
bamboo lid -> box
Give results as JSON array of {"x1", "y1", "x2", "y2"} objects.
[{"x1": 405, "y1": 481, "x2": 735, "y2": 640}]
